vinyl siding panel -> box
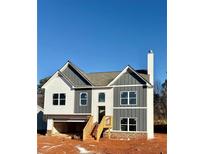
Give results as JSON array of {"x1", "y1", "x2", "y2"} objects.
[
  {"x1": 62, "y1": 65, "x2": 91, "y2": 87},
  {"x1": 74, "y1": 89, "x2": 92, "y2": 113},
  {"x1": 113, "y1": 86, "x2": 147, "y2": 107},
  {"x1": 113, "y1": 109, "x2": 147, "y2": 131},
  {"x1": 112, "y1": 71, "x2": 146, "y2": 85}
]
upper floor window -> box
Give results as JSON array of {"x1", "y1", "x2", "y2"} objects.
[
  {"x1": 98, "y1": 93, "x2": 105, "y2": 102},
  {"x1": 120, "y1": 91, "x2": 137, "y2": 105},
  {"x1": 80, "y1": 92, "x2": 88, "y2": 106},
  {"x1": 120, "y1": 117, "x2": 137, "y2": 131},
  {"x1": 53, "y1": 93, "x2": 66, "y2": 105}
]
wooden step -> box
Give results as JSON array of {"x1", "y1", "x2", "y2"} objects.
[{"x1": 91, "y1": 124, "x2": 99, "y2": 137}]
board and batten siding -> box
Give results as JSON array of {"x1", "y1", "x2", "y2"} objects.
[
  {"x1": 113, "y1": 86, "x2": 147, "y2": 107},
  {"x1": 112, "y1": 71, "x2": 146, "y2": 85},
  {"x1": 62, "y1": 65, "x2": 91, "y2": 87},
  {"x1": 113, "y1": 109, "x2": 147, "y2": 131},
  {"x1": 74, "y1": 89, "x2": 92, "y2": 113}
]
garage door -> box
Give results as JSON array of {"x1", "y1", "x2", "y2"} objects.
[{"x1": 54, "y1": 122, "x2": 87, "y2": 134}]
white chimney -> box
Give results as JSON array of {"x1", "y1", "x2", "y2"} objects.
[
  {"x1": 148, "y1": 50, "x2": 154, "y2": 85},
  {"x1": 147, "y1": 50, "x2": 154, "y2": 139}
]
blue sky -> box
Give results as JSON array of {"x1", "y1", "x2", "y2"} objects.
[{"x1": 38, "y1": 0, "x2": 167, "y2": 84}]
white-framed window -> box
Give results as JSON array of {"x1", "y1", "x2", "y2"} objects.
[
  {"x1": 98, "y1": 92, "x2": 105, "y2": 102},
  {"x1": 120, "y1": 91, "x2": 137, "y2": 105},
  {"x1": 53, "y1": 93, "x2": 66, "y2": 105},
  {"x1": 120, "y1": 117, "x2": 137, "y2": 131},
  {"x1": 80, "y1": 92, "x2": 88, "y2": 106}
]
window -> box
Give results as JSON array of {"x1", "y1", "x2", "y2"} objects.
[
  {"x1": 98, "y1": 93, "x2": 105, "y2": 102},
  {"x1": 120, "y1": 92, "x2": 128, "y2": 105},
  {"x1": 120, "y1": 118, "x2": 137, "y2": 131},
  {"x1": 129, "y1": 92, "x2": 137, "y2": 105},
  {"x1": 52, "y1": 93, "x2": 66, "y2": 105},
  {"x1": 120, "y1": 91, "x2": 137, "y2": 105},
  {"x1": 80, "y1": 92, "x2": 88, "y2": 106},
  {"x1": 60, "y1": 94, "x2": 66, "y2": 105}
]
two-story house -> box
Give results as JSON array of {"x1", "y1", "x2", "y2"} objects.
[{"x1": 41, "y1": 51, "x2": 154, "y2": 141}]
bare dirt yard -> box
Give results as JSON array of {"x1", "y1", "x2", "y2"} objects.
[{"x1": 38, "y1": 133, "x2": 167, "y2": 154}]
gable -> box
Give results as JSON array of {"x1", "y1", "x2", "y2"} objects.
[
  {"x1": 111, "y1": 69, "x2": 146, "y2": 85},
  {"x1": 46, "y1": 75, "x2": 73, "y2": 90},
  {"x1": 62, "y1": 65, "x2": 92, "y2": 87}
]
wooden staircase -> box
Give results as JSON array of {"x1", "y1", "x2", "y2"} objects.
[
  {"x1": 83, "y1": 116, "x2": 113, "y2": 141},
  {"x1": 91, "y1": 124, "x2": 99, "y2": 138}
]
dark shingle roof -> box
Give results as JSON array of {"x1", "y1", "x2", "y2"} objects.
[
  {"x1": 86, "y1": 71, "x2": 120, "y2": 86},
  {"x1": 86, "y1": 70, "x2": 149, "y2": 86}
]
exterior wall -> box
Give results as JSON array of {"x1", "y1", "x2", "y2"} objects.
[
  {"x1": 91, "y1": 88, "x2": 113, "y2": 122},
  {"x1": 44, "y1": 75, "x2": 75, "y2": 115},
  {"x1": 74, "y1": 89, "x2": 92, "y2": 113},
  {"x1": 112, "y1": 71, "x2": 146, "y2": 85},
  {"x1": 62, "y1": 65, "x2": 90, "y2": 87},
  {"x1": 113, "y1": 86, "x2": 147, "y2": 107},
  {"x1": 113, "y1": 109, "x2": 147, "y2": 131},
  {"x1": 147, "y1": 87, "x2": 154, "y2": 139},
  {"x1": 112, "y1": 86, "x2": 147, "y2": 132}
]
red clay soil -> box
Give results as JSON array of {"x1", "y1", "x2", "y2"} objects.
[{"x1": 37, "y1": 133, "x2": 167, "y2": 154}]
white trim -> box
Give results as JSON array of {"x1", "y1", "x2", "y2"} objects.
[
  {"x1": 128, "y1": 65, "x2": 152, "y2": 86},
  {"x1": 74, "y1": 86, "x2": 112, "y2": 89},
  {"x1": 79, "y1": 92, "x2": 88, "y2": 106},
  {"x1": 53, "y1": 120, "x2": 86, "y2": 122},
  {"x1": 111, "y1": 84, "x2": 145, "y2": 87},
  {"x1": 71, "y1": 113, "x2": 91, "y2": 115},
  {"x1": 42, "y1": 61, "x2": 72, "y2": 89},
  {"x1": 59, "y1": 61, "x2": 69, "y2": 72},
  {"x1": 42, "y1": 70, "x2": 75, "y2": 89},
  {"x1": 107, "y1": 65, "x2": 152, "y2": 86},
  {"x1": 73, "y1": 84, "x2": 150, "y2": 89},
  {"x1": 52, "y1": 93, "x2": 66, "y2": 106},
  {"x1": 42, "y1": 60, "x2": 94, "y2": 89},
  {"x1": 107, "y1": 66, "x2": 129, "y2": 86},
  {"x1": 98, "y1": 92, "x2": 105, "y2": 103},
  {"x1": 98, "y1": 106, "x2": 106, "y2": 122},
  {"x1": 120, "y1": 117, "x2": 137, "y2": 132},
  {"x1": 120, "y1": 91, "x2": 137, "y2": 106},
  {"x1": 111, "y1": 130, "x2": 147, "y2": 133},
  {"x1": 113, "y1": 107, "x2": 147, "y2": 109},
  {"x1": 42, "y1": 72, "x2": 58, "y2": 89},
  {"x1": 58, "y1": 70, "x2": 75, "y2": 88},
  {"x1": 68, "y1": 61, "x2": 94, "y2": 86},
  {"x1": 46, "y1": 113, "x2": 91, "y2": 115}
]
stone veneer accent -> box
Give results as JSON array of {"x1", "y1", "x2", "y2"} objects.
[{"x1": 103, "y1": 131, "x2": 147, "y2": 139}]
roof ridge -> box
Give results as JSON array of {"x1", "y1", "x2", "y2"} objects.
[{"x1": 87, "y1": 71, "x2": 121, "y2": 74}]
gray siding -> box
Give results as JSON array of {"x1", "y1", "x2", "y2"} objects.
[
  {"x1": 113, "y1": 86, "x2": 147, "y2": 107},
  {"x1": 62, "y1": 65, "x2": 91, "y2": 87},
  {"x1": 74, "y1": 89, "x2": 92, "y2": 113},
  {"x1": 112, "y1": 71, "x2": 146, "y2": 85},
  {"x1": 113, "y1": 109, "x2": 147, "y2": 131}
]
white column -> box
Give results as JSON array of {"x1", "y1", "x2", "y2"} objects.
[
  {"x1": 147, "y1": 50, "x2": 154, "y2": 139},
  {"x1": 147, "y1": 87, "x2": 154, "y2": 139},
  {"x1": 148, "y1": 50, "x2": 154, "y2": 85},
  {"x1": 91, "y1": 89, "x2": 98, "y2": 123},
  {"x1": 47, "y1": 118, "x2": 53, "y2": 134}
]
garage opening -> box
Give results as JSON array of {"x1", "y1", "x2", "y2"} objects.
[{"x1": 53, "y1": 121, "x2": 87, "y2": 139}]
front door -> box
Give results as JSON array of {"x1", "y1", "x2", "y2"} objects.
[{"x1": 98, "y1": 106, "x2": 105, "y2": 123}]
